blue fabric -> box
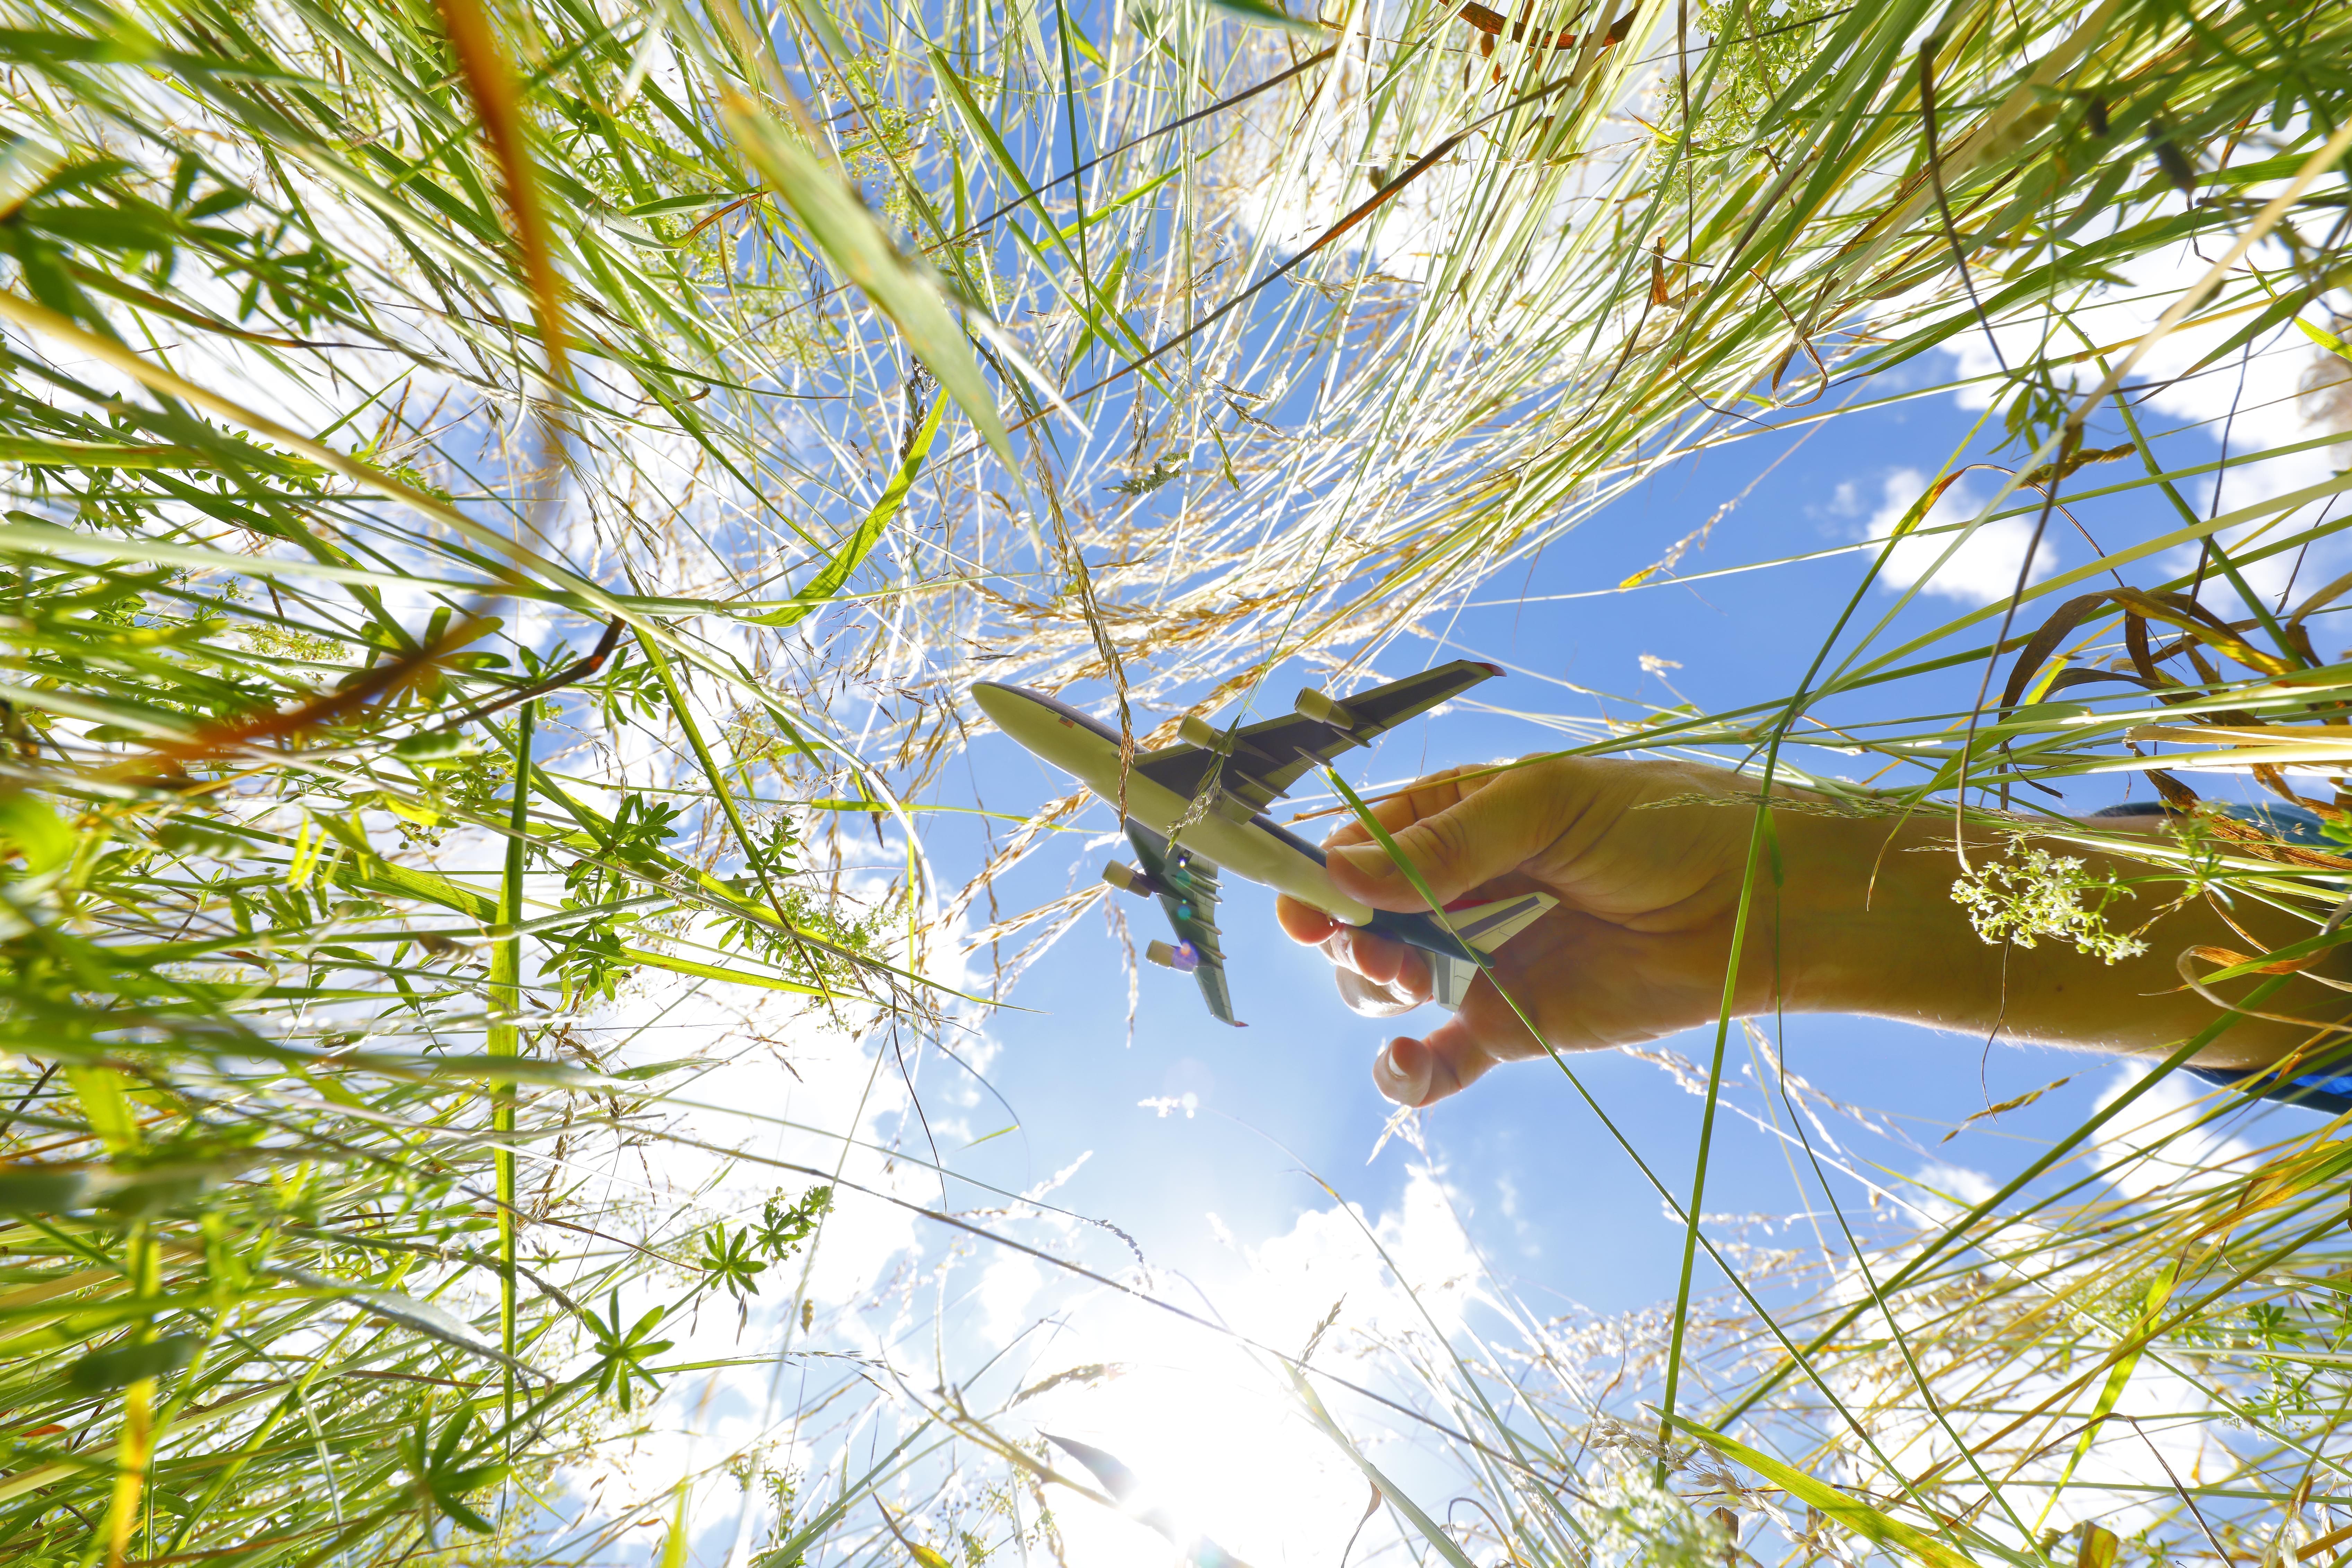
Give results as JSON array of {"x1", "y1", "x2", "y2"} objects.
[
  {"x1": 2089, "y1": 798, "x2": 2336, "y2": 846},
  {"x1": 2219, "y1": 800, "x2": 2335, "y2": 847},
  {"x1": 2187, "y1": 1064, "x2": 2352, "y2": 1118}
]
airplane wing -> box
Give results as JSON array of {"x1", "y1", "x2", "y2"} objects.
[
  {"x1": 1116, "y1": 822, "x2": 1243, "y2": 1027},
  {"x1": 1131, "y1": 659, "x2": 1503, "y2": 817}
]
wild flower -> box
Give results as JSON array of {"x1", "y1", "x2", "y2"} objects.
[{"x1": 1950, "y1": 839, "x2": 2149, "y2": 963}]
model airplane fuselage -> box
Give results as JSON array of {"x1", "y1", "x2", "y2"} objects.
[
  {"x1": 978, "y1": 682, "x2": 1373, "y2": 923},
  {"x1": 973, "y1": 661, "x2": 1555, "y2": 1026}
]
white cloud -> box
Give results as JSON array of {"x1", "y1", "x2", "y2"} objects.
[
  {"x1": 981, "y1": 1164, "x2": 1488, "y2": 1568},
  {"x1": 1939, "y1": 228, "x2": 2352, "y2": 615},
  {"x1": 1831, "y1": 1210, "x2": 2220, "y2": 1541},
  {"x1": 1865, "y1": 466, "x2": 2059, "y2": 603},
  {"x1": 2093, "y1": 1062, "x2": 2258, "y2": 1202},
  {"x1": 1909, "y1": 1160, "x2": 1998, "y2": 1215},
  {"x1": 540, "y1": 854, "x2": 1015, "y2": 1550}
]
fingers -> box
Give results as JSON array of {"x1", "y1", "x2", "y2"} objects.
[
  {"x1": 1328, "y1": 926, "x2": 1430, "y2": 1012},
  {"x1": 1280, "y1": 895, "x2": 1437, "y2": 993},
  {"x1": 1373, "y1": 1016, "x2": 1502, "y2": 1107},
  {"x1": 1275, "y1": 894, "x2": 1340, "y2": 945},
  {"x1": 1335, "y1": 965, "x2": 1420, "y2": 1019},
  {"x1": 1326, "y1": 925, "x2": 1427, "y2": 992},
  {"x1": 1371, "y1": 972, "x2": 1556, "y2": 1105},
  {"x1": 1325, "y1": 759, "x2": 1570, "y2": 912},
  {"x1": 1316, "y1": 763, "x2": 1494, "y2": 852},
  {"x1": 1282, "y1": 892, "x2": 1437, "y2": 1018},
  {"x1": 1287, "y1": 864, "x2": 1572, "y2": 1108}
]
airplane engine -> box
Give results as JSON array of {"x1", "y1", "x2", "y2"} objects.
[
  {"x1": 1176, "y1": 714, "x2": 1234, "y2": 753},
  {"x1": 1145, "y1": 939, "x2": 1200, "y2": 973},
  {"x1": 1101, "y1": 862, "x2": 1162, "y2": 897},
  {"x1": 1293, "y1": 688, "x2": 1358, "y2": 729}
]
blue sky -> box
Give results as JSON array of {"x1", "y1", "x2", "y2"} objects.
[
  {"x1": 922, "y1": 369, "x2": 2154, "y2": 1335},
  {"x1": 924, "y1": 338, "x2": 2340, "y2": 1337}
]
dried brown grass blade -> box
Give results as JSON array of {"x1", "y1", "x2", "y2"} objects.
[{"x1": 156, "y1": 614, "x2": 498, "y2": 760}]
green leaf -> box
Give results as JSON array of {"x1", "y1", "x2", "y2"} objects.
[
  {"x1": 2299, "y1": 314, "x2": 2352, "y2": 359},
  {"x1": 0, "y1": 790, "x2": 72, "y2": 873},
  {"x1": 605, "y1": 1058, "x2": 704, "y2": 1081},
  {"x1": 0, "y1": 1166, "x2": 88, "y2": 1213},
  {"x1": 96, "y1": 1169, "x2": 217, "y2": 1217},
  {"x1": 0, "y1": 135, "x2": 63, "y2": 218},
  {"x1": 626, "y1": 192, "x2": 745, "y2": 217},
  {"x1": 28, "y1": 205, "x2": 178, "y2": 253},
  {"x1": 1664, "y1": 1415, "x2": 1979, "y2": 1568},
  {"x1": 1289, "y1": 1369, "x2": 1474, "y2": 1568},
  {"x1": 67, "y1": 1334, "x2": 199, "y2": 1392},
  {"x1": 0, "y1": 27, "x2": 159, "y2": 68},
  {"x1": 154, "y1": 820, "x2": 247, "y2": 857},
  {"x1": 1200, "y1": 0, "x2": 1322, "y2": 31},
  {"x1": 750, "y1": 396, "x2": 944, "y2": 628},
  {"x1": 435, "y1": 1492, "x2": 498, "y2": 1536},
  {"x1": 1060, "y1": 11, "x2": 1107, "y2": 65},
  {"x1": 393, "y1": 729, "x2": 474, "y2": 762},
  {"x1": 2052, "y1": 1261, "x2": 2178, "y2": 1500},
  {"x1": 404, "y1": 1408, "x2": 508, "y2": 1535},
  {"x1": 618, "y1": 946, "x2": 827, "y2": 995},
  {"x1": 64, "y1": 1066, "x2": 138, "y2": 1151},
  {"x1": 719, "y1": 97, "x2": 1012, "y2": 465},
  {"x1": 661, "y1": 1484, "x2": 693, "y2": 1568}
]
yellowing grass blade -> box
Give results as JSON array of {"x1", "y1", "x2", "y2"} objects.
[
  {"x1": 659, "y1": 1484, "x2": 691, "y2": 1568},
  {"x1": 620, "y1": 946, "x2": 830, "y2": 996},
  {"x1": 1665, "y1": 1415, "x2": 1983, "y2": 1568}
]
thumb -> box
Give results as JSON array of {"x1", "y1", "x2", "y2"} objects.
[{"x1": 1326, "y1": 766, "x2": 1560, "y2": 911}]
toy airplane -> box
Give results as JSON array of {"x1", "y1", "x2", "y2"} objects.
[{"x1": 972, "y1": 660, "x2": 1556, "y2": 1026}]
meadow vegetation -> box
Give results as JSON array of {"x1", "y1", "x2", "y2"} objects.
[{"x1": 0, "y1": 0, "x2": 2349, "y2": 1560}]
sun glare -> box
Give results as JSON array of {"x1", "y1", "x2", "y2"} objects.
[
  {"x1": 1012, "y1": 1167, "x2": 1485, "y2": 1567},
  {"x1": 1032, "y1": 1338, "x2": 1382, "y2": 1568}
]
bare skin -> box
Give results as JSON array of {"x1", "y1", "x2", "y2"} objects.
[{"x1": 1274, "y1": 755, "x2": 2351, "y2": 1108}]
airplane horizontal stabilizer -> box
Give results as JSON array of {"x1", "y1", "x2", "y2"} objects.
[
  {"x1": 1451, "y1": 891, "x2": 1555, "y2": 956},
  {"x1": 1427, "y1": 891, "x2": 1555, "y2": 1011}
]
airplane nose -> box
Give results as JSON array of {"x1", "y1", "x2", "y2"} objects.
[{"x1": 970, "y1": 682, "x2": 1025, "y2": 730}]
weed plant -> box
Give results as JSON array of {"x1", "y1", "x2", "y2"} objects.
[{"x1": 1, "y1": 0, "x2": 2350, "y2": 1561}]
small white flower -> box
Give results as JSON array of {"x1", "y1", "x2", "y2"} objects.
[{"x1": 1951, "y1": 841, "x2": 2148, "y2": 963}]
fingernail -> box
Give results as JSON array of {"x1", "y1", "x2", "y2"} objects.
[
  {"x1": 1330, "y1": 843, "x2": 1385, "y2": 879},
  {"x1": 1374, "y1": 1039, "x2": 1426, "y2": 1106}
]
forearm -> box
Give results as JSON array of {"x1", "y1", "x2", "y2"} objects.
[{"x1": 1769, "y1": 810, "x2": 2351, "y2": 1068}]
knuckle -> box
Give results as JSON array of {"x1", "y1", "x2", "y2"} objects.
[{"x1": 1415, "y1": 810, "x2": 1473, "y2": 874}]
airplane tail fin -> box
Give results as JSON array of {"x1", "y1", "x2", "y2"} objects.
[{"x1": 1429, "y1": 892, "x2": 1555, "y2": 1011}]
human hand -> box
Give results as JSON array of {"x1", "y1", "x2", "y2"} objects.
[
  {"x1": 1276, "y1": 756, "x2": 1828, "y2": 1107},
  {"x1": 1281, "y1": 754, "x2": 2352, "y2": 1106}
]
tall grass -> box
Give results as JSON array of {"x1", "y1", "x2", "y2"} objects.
[{"x1": 2, "y1": 0, "x2": 2350, "y2": 1560}]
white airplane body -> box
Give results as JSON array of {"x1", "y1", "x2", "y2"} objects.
[
  {"x1": 973, "y1": 662, "x2": 1554, "y2": 1026},
  {"x1": 977, "y1": 681, "x2": 1374, "y2": 923}
]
